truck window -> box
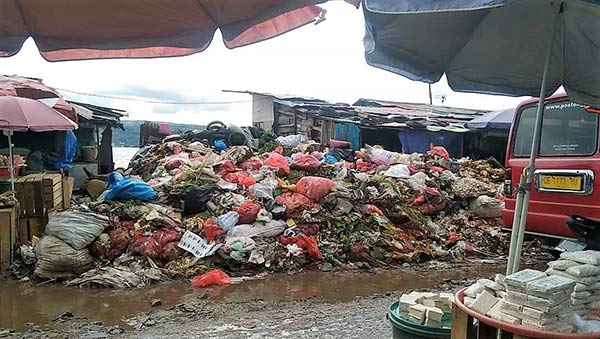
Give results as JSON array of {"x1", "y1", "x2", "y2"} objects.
[{"x1": 512, "y1": 101, "x2": 598, "y2": 157}]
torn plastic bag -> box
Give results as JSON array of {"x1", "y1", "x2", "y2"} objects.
[
  {"x1": 407, "y1": 172, "x2": 428, "y2": 192},
  {"x1": 275, "y1": 192, "x2": 314, "y2": 216},
  {"x1": 240, "y1": 156, "x2": 263, "y2": 171},
  {"x1": 191, "y1": 269, "x2": 231, "y2": 288},
  {"x1": 469, "y1": 196, "x2": 504, "y2": 218},
  {"x1": 203, "y1": 218, "x2": 225, "y2": 242},
  {"x1": 105, "y1": 172, "x2": 157, "y2": 201},
  {"x1": 255, "y1": 209, "x2": 272, "y2": 222},
  {"x1": 383, "y1": 164, "x2": 411, "y2": 179},
  {"x1": 264, "y1": 152, "x2": 290, "y2": 176},
  {"x1": 249, "y1": 183, "x2": 274, "y2": 199},
  {"x1": 217, "y1": 211, "x2": 240, "y2": 231},
  {"x1": 291, "y1": 154, "x2": 320, "y2": 172},
  {"x1": 228, "y1": 220, "x2": 286, "y2": 238},
  {"x1": 276, "y1": 134, "x2": 307, "y2": 148},
  {"x1": 296, "y1": 177, "x2": 334, "y2": 202},
  {"x1": 45, "y1": 210, "x2": 109, "y2": 250},
  {"x1": 279, "y1": 235, "x2": 323, "y2": 260},
  {"x1": 363, "y1": 145, "x2": 400, "y2": 165},
  {"x1": 66, "y1": 267, "x2": 147, "y2": 288},
  {"x1": 34, "y1": 236, "x2": 93, "y2": 279},
  {"x1": 225, "y1": 237, "x2": 256, "y2": 253},
  {"x1": 234, "y1": 201, "x2": 261, "y2": 224},
  {"x1": 183, "y1": 184, "x2": 216, "y2": 215}
]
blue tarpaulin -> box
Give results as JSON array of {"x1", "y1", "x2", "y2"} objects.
[
  {"x1": 398, "y1": 130, "x2": 464, "y2": 158},
  {"x1": 466, "y1": 108, "x2": 515, "y2": 130},
  {"x1": 334, "y1": 123, "x2": 360, "y2": 150}
]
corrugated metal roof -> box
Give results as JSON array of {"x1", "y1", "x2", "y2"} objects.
[{"x1": 68, "y1": 100, "x2": 127, "y2": 129}]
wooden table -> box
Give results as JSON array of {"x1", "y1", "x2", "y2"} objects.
[{"x1": 452, "y1": 288, "x2": 600, "y2": 339}]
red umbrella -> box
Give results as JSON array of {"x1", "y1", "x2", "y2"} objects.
[
  {"x1": 0, "y1": 1, "x2": 326, "y2": 61},
  {"x1": 0, "y1": 75, "x2": 78, "y2": 123},
  {"x1": 0, "y1": 96, "x2": 77, "y2": 191}
]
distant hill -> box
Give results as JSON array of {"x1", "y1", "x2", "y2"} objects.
[{"x1": 113, "y1": 120, "x2": 206, "y2": 147}]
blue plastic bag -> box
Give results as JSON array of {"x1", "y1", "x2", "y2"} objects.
[
  {"x1": 324, "y1": 155, "x2": 338, "y2": 164},
  {"x1": 105, "y1": 172, "x2": 157, "y2": 201},
  {"x1": 213, "y1": 139, "x2": 227, "y2": 151},
  {"x1": 54, "y1": 130, "x2": 77, "y2": 170}
]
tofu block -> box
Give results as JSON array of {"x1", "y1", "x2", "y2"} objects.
[
  {"x1": 505, "y1": 284, "x2": 527, "y2": 294},
  {"x1": 421, "y1": 292, "x2": 438, "y2": 300},
  {"x1": 521, "y1": 320, "x2": 559, "y2": 332},
  {"x1": 424, "y1": 318, "x2": 441, "y2": 328},
  {"x1": 572, "y1": 291, "x2": 592, "y2": 299},
  {"x1": 399, "y1": 294, "x2": 418, "y2": 312},
  {"x1": 439, "y1": 292, "x2": 455, "y2": 302},
  {"x1": 470, "y1": 290, "x2": 498, "y2": 315},
  {"x1": 486, "y1": 301, "x2": 503, "y2": 319},
  {"x1": 408, "y1": 314, "x2": 424, "y2": 325},
  {"x1": 495, "y1": 274, "x2": 506, "y2": 285},
  {"x1": 479, "y1": 278, "x2": 505, "y2": 292},
  {"x1": 409, "y1": 304, "x2": 427, "y2": 322},
  {"x1": 464, "y1": 283, "x2": 485, "y2": 298},
  {"x1": 521, "y1": 307, "x2": 560, "y2": 322},
  {"x1": 422, "y1": 299, "x2": 437, "y2": 307},
  {"x1": 557, "y1": 324, "x2": 574, "y2": 333},
  {"x1": 464, "y1": 297, "x2": 475, "y2": 308},
  {"x1": 526, "y1": 275, "x2": 576, "y2": 296},
  {"x1": 504, "y1": 269, "x2": 547, "y2": 288},
  {"x1": 496, "y1": 290, "x2": 507, "y2": 299},
  {"x1": 525, "y1": 294, "x2": 569, "y2": 309},
  {"x1": 500, "y1": 300, "x2": 523, "y2": 314},
  {"x1": 498, "y1": 312, "x2": 521, "y2": 325},
  {"x1": 505, "y1": 291, "x2": 528, "y2": 305},
  {"x1": 426, "y1": 307, "x2": 444, "y2": 323}
]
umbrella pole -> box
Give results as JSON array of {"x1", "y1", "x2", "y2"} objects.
[
  {"x1": 506, "y1": 9, "x2": 559, "y2": 275},
  {"x1": 6, "y1": 131, "x2": 15, "y2": 192}
]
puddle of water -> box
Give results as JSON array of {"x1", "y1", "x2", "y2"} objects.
[{"x1": 0, "y1": 263, "x2": 503, "y2": 331}]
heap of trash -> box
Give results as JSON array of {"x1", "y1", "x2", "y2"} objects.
[{"x1": 13, "y1": 129, "x2": 519, "y2": 288}]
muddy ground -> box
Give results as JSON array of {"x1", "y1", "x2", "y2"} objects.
[{"x1": 0, "y1": 259, "x2": 548, "y2": 339}]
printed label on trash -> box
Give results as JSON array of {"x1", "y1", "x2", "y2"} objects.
[{"x1": 177, "y1": 231, "x2": 221, "y2": 258}]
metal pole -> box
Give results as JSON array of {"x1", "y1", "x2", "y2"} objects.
[
  {"x1": 7, "y1": 131, "x2": 15, "y2": 192},
  {"x1": 428, "y1": 84, "x2": 433, "y2": 105},
  {"x1": 506, "y1": 2, "x2": 560, "y2": 275}
]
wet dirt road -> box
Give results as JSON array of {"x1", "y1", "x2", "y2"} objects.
[{"x1": 0, "y1": 261, "x2": 524, "y2": 338}]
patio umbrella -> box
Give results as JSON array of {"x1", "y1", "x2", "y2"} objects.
[
  {"x1": 0, "y1": 0, "x2": 326, "y2": 61},
  {"x1": 359, "y1": 0, "x2": 600, "y2": 274},
  {"x1": 0, "y1": 96, "x2": 77, "y2": 191},
  {"x1": 465, "y1": 108, "x2": 515, "y2": 130}
]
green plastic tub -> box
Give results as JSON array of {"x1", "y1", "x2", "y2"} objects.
[{"x1": 388, "y1": 301, "x2": 451, "y2": 339}]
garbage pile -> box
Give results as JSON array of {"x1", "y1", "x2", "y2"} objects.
[{"x1": 17, "y1": 133, "x2": 519, "y2": 286}]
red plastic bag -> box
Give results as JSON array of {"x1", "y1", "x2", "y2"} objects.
[
  {"x1": 264, "y1": 152, "x2": 290, "y2": 176},
  {"x1": 240, "y1": 156, "x2": 263, "y2": 171},
  {"x1": 279, "y1": 235, "x2": 323, "y2": 260},
  {"x1": 239, "y1": 176, "x2": 257, "y2": 188},
  {"x1": 295, "y1": 177, "x2": 334, "y2": 202},
  {"x1": 203, "y1": 218, "x2": 225, "y2": 242},
  {"x1": 427, "y1": 143, "x2": 450, "y2": 159},
  {"x1": 224, "y1": 170, "x2": 250, "y2": 184},
  {"x1": 291, "y1": 154, "x2": 320, "y2": 172},
  {"x1": 275, "y1": 192, "x2": 314, "y2": 216},
  {"x1": 216, "y1": 160, "x2": 237, "y2": 177},
  {"x1": 191, "y1": 269, "x2": 231, "y2": 288},
  {"x1": 234, "y1": 201, "x2": 260, "y2": 224}
]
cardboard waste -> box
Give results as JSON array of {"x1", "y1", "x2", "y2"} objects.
[{"x1": 13, "y1": 131, "x2": 529, "y2": 287}]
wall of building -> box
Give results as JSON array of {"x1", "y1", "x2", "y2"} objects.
[{"x1": 252, "y1": 94, "x2": 274, "y2": 130}]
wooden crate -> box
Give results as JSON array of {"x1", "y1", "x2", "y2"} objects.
[
  {"x1": 0, "y1": 206, "x2": 18, "y2": 274},
  {"x1": 62, "y1": 177, "x2": 74, "y2": 209},
  {"x1": 15, "y1": 174, "x2": 63, "y2": 217},
  {"x1": 42, "y1": 174, "x2": 63, "y2": 209},
  {"x1": 18, "y1": 217, "x2": 44, "y2": 245}
]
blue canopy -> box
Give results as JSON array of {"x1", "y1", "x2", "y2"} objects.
[
  {"x1": 361, "y1": 0, "x2": 600, "y2": 106},
  {"x1": 465, "y1": 108, "x2": 515, "y2": 130}
]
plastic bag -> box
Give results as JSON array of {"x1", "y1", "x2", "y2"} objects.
[
  {"x1": 249, "y1": 183, "x2": 274, "y2": 199},
  {"x1": 468, "y1": 196, "x2": 504, "y2": 218},
  {"x1": 217, "y1": 211, "x2": 240, "y2": 231},
  {"x1": 276, "y1": 135, "x2": 307, "y2": 148},
  {"x1": 34, "y1": 236, "x2": 93, "y2": 279},
  {"x1": 225, "y1": 237, "x2": 256, "y2": 252},
  {"x1": 275, "y1": 192, "x2": 314, "y2": 216},
  {"x1": 45, "y1": 210, "x2": 109, "y2": 250},
  {"x1": 572, "y1": 313, "x2": 600, "y2": 334},
  {"x1": 279, "y1": 235, "x2": 323, "y2": 260},
  {"x1": 183, "y1": 184, "x2": 216, "y2": 215},
  {"x1": 264, "y1": 152, "x2": 290, "y2": 176},
  {"x1": 191, "y1": 269, "x2": 231, "y2": 288},
  {"x1": 407, "y1": 172, "x2": 428, "y2": 192},
  {"x1": 566, "y1": 264, "x2": 600, "y2": 277},
  {"x1": 561, "y1": 251, "x2": 600, "y2": 266},
  {"x1": 291, "y1": 154, "x2": 320, "y2": 172},
  {"x1": 228, "y1": 220, "x2": 286, "y2": 238},
  {"x1": 105, "y1": 172, "x2": 157, "y2": 201},
  {"x1": 427, "y1": 143, "x2": 450, "y2": 159},
  {"x1": 383, "y1": 164, "x2": 410, "y2": 178},
  {"x1": 548, "y1": 260, "x2": 579, "y2": 270},
  {"x1": 203, "y1": 218, "x2": 225, "y2": 242},
  {"x1": 239, "y1": 176, "x2": 256, "y2": 188},
  {"x1": 240, "y1": 156, "x2": 263, "y2": 171},
  {"x1": 363, "y1": 145, "x2": 400, "y2": 165},
  {"x1": 234, "y1": 201, "x2": 261, "y2": 224},
  {"x1": 213, "y1": 139, "x2": 227, "y2": 151},
  {"x1": 54, "y1": 130, "x2": 77, "y2": 170},
  {"x1": 296, "y1": 177, "x2": 334, "y2": 202}
]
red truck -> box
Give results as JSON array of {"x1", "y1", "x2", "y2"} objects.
[{"x1": 503, "y1": 94, "x2": 600, "y2": 240}]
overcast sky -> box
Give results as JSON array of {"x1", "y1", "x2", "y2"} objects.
[{"x1": 0, "y1": 2, "x2": 530, "y2": 125}]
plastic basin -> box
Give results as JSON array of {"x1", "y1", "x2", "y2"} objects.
[{"x1": 388, "y1": 301, "x2": 451, "y2": 339}]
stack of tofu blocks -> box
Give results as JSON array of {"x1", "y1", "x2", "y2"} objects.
[
  {"x1": 463, "y1": 275, "x2": 507, "y2": 321},
  {"x1": 546, "y1": 250, "x2": 600, "y2": 320},
  {"x1": 501, "y1": 269, "x2": 575, "y2": 333},
  {"x1": 399, "y1": 291, "x2": 454, "y2": 328}
]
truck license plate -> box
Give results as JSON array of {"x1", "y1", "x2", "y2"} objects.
[{"x1": 540, "y1": 175, "x2": 582, "y2": 191}]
